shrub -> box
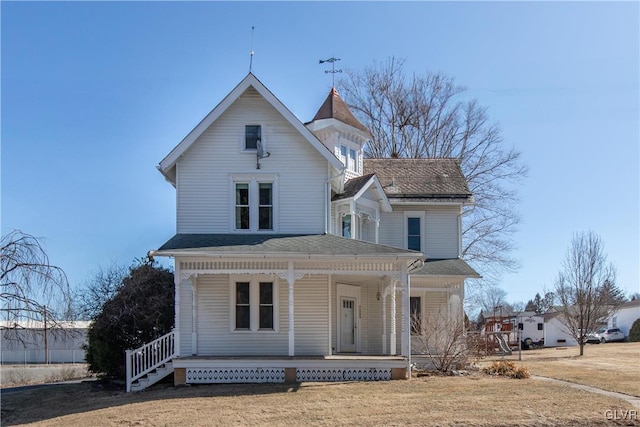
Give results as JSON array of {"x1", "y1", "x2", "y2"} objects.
[
  {"x1": 482, "y1": 360, "x2": 530, "y2": 379},
  {"x1": 629, "y1": 318, "x2": 640, "y2": 342},
  {"x1": 84, "y1": 259, "x2": 174, "y2": 380}
]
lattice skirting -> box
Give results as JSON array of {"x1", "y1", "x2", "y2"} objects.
[
  {"x1": 186, "y1": 368, "x2": 285, "y2": 383},
  {"x1": 296, "y1": 368, "x2": 391, "y2": 382}
]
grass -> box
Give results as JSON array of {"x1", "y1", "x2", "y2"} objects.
[
  {"x1": 1, "y1": 365, "x2": 89, "y2": 388},
  {"x1": 1, "y1": 343, "x2": 638, "y2": 426},
  {"x1": 482, "y1": 342, "x2": 640, "y2": 397}
]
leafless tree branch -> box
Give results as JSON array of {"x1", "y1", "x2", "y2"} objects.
[
  {"x1": 553, "y1": 231, "x2": 625, "y2": 356},
  {"x1": 339, "y1": 57, "x2": 527, "y2": 286}
]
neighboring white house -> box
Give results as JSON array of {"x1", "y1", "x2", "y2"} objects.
[
  {"x1": 1, "y1": 321, "x2": 89, "y2": 364},
  {"x1": 541, "y1": 300, "x2": 640, "y2": 347},
  {"x1": 127, "y1": 73, "x2": 479, "y2": 391},
  {"x1": 608, "y1": 299, "x2": 640, "y2": 337}
]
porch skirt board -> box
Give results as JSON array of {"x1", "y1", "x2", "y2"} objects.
[
  {"x1": 187, "y1": 368, "x2": 285, "y2": 383},
  {"x1": 184, "y1": 367, "x2": 392, "y2": 383}
]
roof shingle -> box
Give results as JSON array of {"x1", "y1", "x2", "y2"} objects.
[
  {"x1": 155, "y1": 233, "x2": 420, "y2": 257},
  {"x1": 363, "y1": 158, "x2": 471, "y2": 200},
  {"x1": 311, "y1": 88, "x2": 371, "y2": 135}
]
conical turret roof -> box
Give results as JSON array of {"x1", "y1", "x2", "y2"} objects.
[{"x1": 311, "y1": 88, "x2": 371, "y2": 135}]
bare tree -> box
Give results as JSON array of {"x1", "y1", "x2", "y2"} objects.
[
  {"x1": 338, "y1": 57, "x2": 527, "y2": 282},
  {"x1": 74, "y1": 262, "x2": 128, "y2": 320},
  {"x1": 1, "y1": 230, "x2": 72, "y2": 349},
  {"x1": 553, "y1": 231, "x2": 625, "y2": 356},
  {"x1": 411, "y1": 309, "x2": 477, "y2": 373}
]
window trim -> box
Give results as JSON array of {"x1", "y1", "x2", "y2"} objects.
[
  {"x1": 404, "y1": 211, "x2": 425, "y2": 251},
  {"x1": 241, "y1": 123, "x2": 265, "y2": 152},
  {"x1": 229, "y1": 174, "x2": 278, "y2": 232},
  {"x1": 338, "y1": 144, "x2": 360, "y2": 173},
  {"x1": 229, "y1": 276, "x2": 279, "y2": 333}
]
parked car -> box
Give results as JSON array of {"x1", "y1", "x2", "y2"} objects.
[{"x1": 587, "y1": 328, "x2": 625, "y2": 343}]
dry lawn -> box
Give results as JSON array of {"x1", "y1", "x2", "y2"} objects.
[
  {"x1": 483, "y1": 342, "x2": 640, "y2": 397},
  {"x1": 1, "y1": 343, "x2": 638, "y2": 426}
]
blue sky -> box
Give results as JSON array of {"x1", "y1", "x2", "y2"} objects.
[{"x1": 2, "y1": 1, "x2": 638, "y2": 305}]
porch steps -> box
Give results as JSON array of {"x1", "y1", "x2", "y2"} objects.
[{"x1": 129, "y1": 362, "x2": 174, "y2": 392}]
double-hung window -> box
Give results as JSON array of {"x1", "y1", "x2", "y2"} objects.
[
  {"x1": 348, "y1": 148, "x2": 357, "y2": 172},
  {"x1": 235, "y1": 183, "x2": 250, "y2": 230},
  {"x1": 235, "y1": 282, "x2": 251, "y2": 329},
  {"x1": 232, "y1": 279, "x2": 277, "y2": 332},
  {"x1": 231, "y1": 175, "x2": 277, "y2": 232},
  {"x1": 245, "y1": 125, "x2": 261, "y2": 150},
  {"x1": 342, "y1": 214, "x2": 352, "y2": 238},
  {"x1": 258, "y1": 183, "x2": 273, "y2": 230},
  {"x1": 410, "y1": 296, "x2": 422, "y2": 334},
  {"x1": 340, "y1": 145, "x2": 347, "y2": 164},
  {"x1": 407, "y1": 217, "x2": 422, "y2": 251}
]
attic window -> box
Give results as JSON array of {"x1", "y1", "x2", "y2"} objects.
[{"x1": 245, "y1": 125, "x2": 261, "y2": 150}]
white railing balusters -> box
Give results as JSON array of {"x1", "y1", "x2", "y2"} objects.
[{"x1": 126, "y1": 330, "x2": 176, "y2": 392}]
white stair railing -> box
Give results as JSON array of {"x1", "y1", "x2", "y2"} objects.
[{"x1": 126, "y1": 330, "x2": 176, "y2": 392}]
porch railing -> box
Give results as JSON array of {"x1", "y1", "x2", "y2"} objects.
[{"x1": 126, "y1": 330, "x2": 176, "y2": 392}]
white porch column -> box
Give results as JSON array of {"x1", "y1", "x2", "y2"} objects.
[
  {"x1": 374, "y1": 218, "x2": 380, "y2": 244},
  {"x1": 390, "y1": 281, "x2": 397, "y2": 356},
  {"x1": 400, "y1": 265, "x2": 411, "y2": 378},
  {"x1": 189, "y1": 274, "x2": 198, "y2": 356},
  {"x1": 382, "y1": 290, "x2": 387, "y2": 354},
  {"x1": 287, "y1": 260, "x2": 295, "y2": 357},
  {"x1": 173, "y1": 265, "x2": 181, "y2": 357},
  {"x1": 327, "y1": 274, "x2": 332, "y2": 356}
]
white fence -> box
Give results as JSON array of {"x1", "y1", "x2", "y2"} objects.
[{"x1": 1, "y1": 349, "x2": 86, "y2": 364}]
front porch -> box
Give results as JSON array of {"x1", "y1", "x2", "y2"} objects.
[{"x1": 172, "y1": 355, "x2": 408, "y2": 384}]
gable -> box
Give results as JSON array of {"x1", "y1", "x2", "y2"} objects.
[{"x1": 158, "y1": 73, "x2": 343, "y2": 185}]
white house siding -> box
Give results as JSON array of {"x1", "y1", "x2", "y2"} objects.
[
  {"x1": 410, "y1": 278, "x2": 463, "y2": 355},
  {"x1": 378, "y1": 206, "x2": 460, "y2": 258},
  {"x1": 378, "y1": 212, "x2": 404, "y2": 249},
  {"x1": 195, "y1": 274, "x2": 289, "y2": 356},
  {"x1": 294, "y1": 276, "x2": 329, "y2": 356},
  {"x1": 425, "y1": 210, "x2": 460, "y2": 258},
  {"x1": 366, "y1": 283, "x2": 383, "y2": 354},
  {"x1": 176, "y1": 87, "x2": 328, "y2": 234},
  {"x1": 609, "y1": 302, "x2": 640, "y2": 337}
]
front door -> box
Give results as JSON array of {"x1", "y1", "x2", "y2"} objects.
[
  {"x1": 340, "y1": 297, "x2": 357, "y2": 352},
  {"x1": 337, "y1": 284, "x2": 360, "y2": 353}
]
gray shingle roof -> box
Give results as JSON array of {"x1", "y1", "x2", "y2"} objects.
[
  {"x1": 332, "y1": 174, "x2": 376, "y2": 201},
  {"x1": 410, "y1": 258, "x2": 480, "y2": 277},
  {"x1": 155, "y1": 234, "x2": 421, "y2": 257},
  {"x1": 363, "y1": 158, "x2": 471, "y2": 200}
]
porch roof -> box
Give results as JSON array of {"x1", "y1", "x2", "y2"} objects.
[
  {"x1": 152, "y1": 233, "x2": 421, "y2": 258},
  {"x1": 410, "y1": 258, "x2": 480, "y2": 278}
]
